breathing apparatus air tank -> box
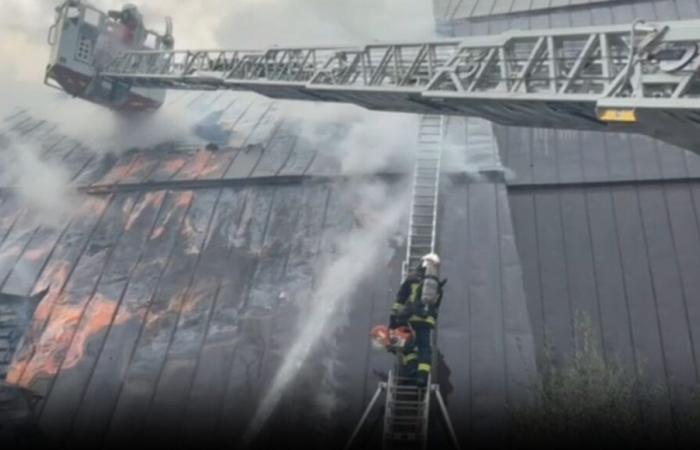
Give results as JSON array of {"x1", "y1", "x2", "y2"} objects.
[{"x1": 420, "y1": 253, "x2": 441, "y2": 307}]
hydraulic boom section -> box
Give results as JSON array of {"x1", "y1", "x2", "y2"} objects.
[{"x1": 99, "y1": 18, "x2": 700, "y2": 152}]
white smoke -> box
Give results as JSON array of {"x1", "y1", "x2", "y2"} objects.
[
  {"x1": 0, "y1": 134, "x2": 78, "y2": 224},
  {"x1": 4, "y1": 87, "x2": 203, "y2": 155},
  {"x1": 441, "y1": 116, "x2": 515, "y2": 181},
  {"x1": 277, "y1": 101, "x2": 418, "y2": 175},
  {"x1": 242, "y1": 181, "x2": 409, "y2": 445}
]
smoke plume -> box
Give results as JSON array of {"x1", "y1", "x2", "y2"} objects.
[{"x1": 0, "y1": 133, "x2": 78, "y2": 224}]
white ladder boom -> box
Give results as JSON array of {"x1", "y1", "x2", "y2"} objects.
[{"x1": 100, "y1": 19, "x2": 700, "y2": 152}]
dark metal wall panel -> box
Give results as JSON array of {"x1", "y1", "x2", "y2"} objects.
[
  {"x1": 0, "y1": 199, "x2": 22, "y2": 248},
  {"x1": 498, "y1": 127, "x2": 532, "y2": 185},
  {"x1": 178, "y1": 189, "x2": 257, "y2": 446},
  {"x1": 585, "y1": 188, "x2": 636, "y2": 369},
  {"x1": 0, "y1": 210, "x2": 37, "y2": 288},
  {"x1": 105, "y1": 189, "x2": 219, "y2": 445},
  {"x1": 630, "y1": 135, "x2": 663, "y2": 181},
  {"x1": 637, "y1": 186, "x2": 699, "y2": 406},
  {"x1": 67, "y1": 191, "x2": 194, "y2": 446},
  {"x1": 496, "y1": 182, "x2": 538, "y2": 411},
  {"x1": 142, "y1": 189, "x2": 245, "y2": 444},
  {"x1": 2, "y1": 220, "x2": 70, "y2": 297},
  {"x1": 6, "y1": 196, "x2": 113, "y2": 390},
  {"x1": 276, "y1": 136, "x2": 317, "y2": 176},
  {"x1": 215, "y1": 186, "x2": 277, "y2": 444},
  {"x1": 467, "y1": 182, "x2": 509, "y2": 439},
  {"x1": 610, "y1": 187, "x2": 672, "y2": 417},
  {"x1": 510, "y1": 181, "x2": 700, "y2": 412},
  {"x1": 436, "y1": 175, "x2": 472, "y2": 438},
  {"x1": 602, "y1": 132, "x2": 635, "y2": 181},
  {"x1": 438, "y1": 0, "x2": 700, "y2": 187},
  {"x1": 558, "y1": 190, "x2": 602, "y2": 352},
  {"x1": 442, "y1": 0, "x2": 700, "y2": 32},
  {"x1": 534, "y1": 191, "x2": 574, "y2": 359},
  {"x1": 579, "y1": 131, "x2": 609, "y2": 183},
  {"x1": 531, "y1": 128, "x2": 558, "y2": 184},
  {"x1": 495, "y1": 127, "x2": 700, "y2": 187},
  {"x1": 508, "y1": 193, "x2": 545, "y2": 359},
  {"x1": 664, "y1": 185, "x2": 700, "y2": 376},
  {"x1": 37, "y1": 192, "x2": 166, "y2": 444},
  {"x1": 555, "y1": 131, "x2": 585, "y2": 184},
  {"x1": 29, "y1": 194, "x2": 134, "y2": 426},
  {"x1": 171, "y1": 149, "x2": 214, "y2": 181},
  {"x1": 251, "y1": 122, "x2": 301, "y2": 178}
]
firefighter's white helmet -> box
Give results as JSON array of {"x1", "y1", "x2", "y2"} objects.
[{"x1": 421, "y1": 253, "x2": 441, "y2": 267}]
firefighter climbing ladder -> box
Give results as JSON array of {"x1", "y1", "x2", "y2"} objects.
[
  {"x1": 344, "y1": 116, "x2": 460, "y2": 450},
  {"x1": 99, "y1": 19, "x2": 700, "y2": 154}
]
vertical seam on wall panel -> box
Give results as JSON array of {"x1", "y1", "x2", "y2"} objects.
[
  {"x1": 213, "y1": 186, "x2": 277, "y2": 438},
  {"x1": 553, "y1": 130, "x2": 576, "y2": 356},
  {"x1": 608, "y1": 186, "x2": 640, "y2": 374},
  {"x1": 556, "y1": 190, "x2": 576, "y2": 356},
  {"x1": 274, "y1": 133, "x2": 302, "y2": 176},
  {"x1": 496, "y1": 183, "x2": 510, "y2": 409},
  {"x1": 173, "y1": 187, "x2": 250, "y2": 442},
  {"x1": 0, "y1": 225, "x2": 40, "y2": 291},
  {"x1": 530, "y1": 192, "x2": 548, "y2": 364},
  {"x1": 37, "y1": 193, "x2": 143, "y2": 422},
  {"x1": 66, "y1": 191, "x2": 170, "y2": 439},
  {"x1": 139, "y1": 187, "x2": 226, "y2": 432},
  {"x1": 465, "y1": 182, "x2": 473, "y2": 434},
  {"x1": 24, "y1": 219, "x2": 73, "y2": 296},
  {"x1": 247, "y1": 118, "x2": 285, "y2": 178},
  {"x1": 659, "y1": 182, "x2": 700, "y2": 383},
  {"x1": 577, "y1": 130, "x2": 606, "y2": 361},
  {"x1": 35, "y1": 193, "x2": 140, "y2": 425},
  {"x1": 254, "y1": 186, "x2": 304, "y2": 395},
  {"x1": 220, "y1": 102, "x2": 276, "y2": 179},
  {"x1": 100, "y1": 190, "x2": 197, "y2": 446},
  {"x1": 634, "y1": 185, "x2": 675, "y2": 410},
  {"x1": 14, "y1": 194, "x2": 117, "y2": 386}
]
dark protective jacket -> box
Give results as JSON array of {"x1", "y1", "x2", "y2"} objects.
[{"x1": 389, "y1": 273, "x2": 446, "y2": 329}]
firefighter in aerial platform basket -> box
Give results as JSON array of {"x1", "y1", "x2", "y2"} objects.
[
  {"x1": 386, "y1": 253, "x2": 447, "y2": 387},
  {"x1": 108, "y1": 3, "x2": 146, "y2": 47}
]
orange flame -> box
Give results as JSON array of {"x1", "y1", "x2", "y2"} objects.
[
  {"x1": 163, "y1": 158, "x2": 186, "y2": 175},
  {"x1": 123, "y1": 155, "x2": 146, "y2": 180},
  {"x1": 11, "y1": 293, "x2": 132, "y2": 389},
  {"x1": 151, "y1": 191, "x2": 194, "y2": 240},
  {"x1": 100, "y1": 162, "x2": 134, "y2": 185},
  {"x1": 24, "y1": 247, "x2": 49, "y2": 262},
  {"x1": 175, "y1": 191, "x2": 194, "y2": 209},
  {"x1": 5, "y1": 261, "x2": 74, "y2": 385},
  {"x1": 125, "y1": 191, "x2": 166, "y2": 232}
]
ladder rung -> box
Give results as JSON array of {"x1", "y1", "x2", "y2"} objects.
[
  {"x1": 390, "y1": 433, "x2": 421, "y2": 441},
  {"x1": 390, "y1": 400, "x2": 425, "y2": 406},
  {"x1": 390, "y1": 385, "x2": 422, "y2": 392},
  {"x1": 388, "y1": 417, "x2": 424, "y2": 424}
]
